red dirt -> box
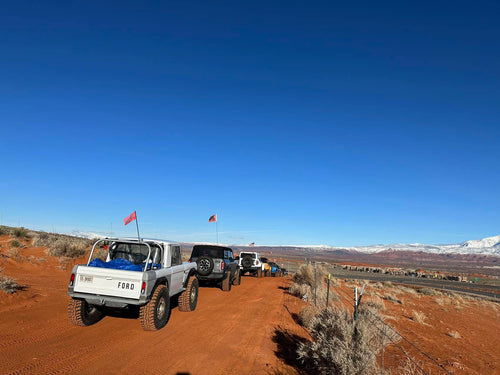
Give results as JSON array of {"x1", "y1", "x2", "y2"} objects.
[
  {"x1": 1, "y1": 236, "x2": 499, "y2": 374},
  {"x1": 0, "y1": 237, "x2": 305, "y2": 375}
]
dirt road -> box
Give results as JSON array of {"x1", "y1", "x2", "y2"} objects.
[{"x1": 0, "y1": 249, "x2": 305, "y2": 375}]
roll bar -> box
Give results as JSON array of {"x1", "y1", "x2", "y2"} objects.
[{"x1": 87, "y1": 238, "x2": 154, "y2": 271}]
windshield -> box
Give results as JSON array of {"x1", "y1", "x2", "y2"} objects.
[{"x1": 110, "y1": 242, "x2": 154, "y2": 264}]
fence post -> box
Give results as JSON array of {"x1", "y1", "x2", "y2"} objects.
[
  {"x1": 326, "y1": 273, "x2": 330, "y2": 308},
  {"x1": 314, "y1": 262, "x2": 317, "y2": 307}
]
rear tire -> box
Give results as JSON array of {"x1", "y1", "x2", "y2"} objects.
[
  {"x1": 139, "y1": 284, "x2": 171, "y2": 331},
  {"x1": 222, "y1": 273, "x2": 232, "y2": 291},
  {"x1": 178, "y1": 276, "x2": 199, "y2": 312},
  {"x1": 68, "y1": 299, "x2": 103, "y2": 327},
  {"x1": 233, "y1": 269, "x2": 241, "y2": 286}
]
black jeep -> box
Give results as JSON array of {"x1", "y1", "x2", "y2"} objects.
[{"x1": 189, "y1": 245, "x2": 241, "y2": 291}]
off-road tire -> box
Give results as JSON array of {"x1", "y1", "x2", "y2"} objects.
[
  {"x1": 241, "y1": 256, "x2": 253, "y2": 269},
  {"x1": 139, "y1": 284, "x2": 171, "y2": 331},
  {"x1": 68, "y1": 299, "x2": 104, "y2": 327},
  {"x1": 178, "y1": 276, "x2": 199, "y2": 312},
  {"x1": 222, "y1": 273, "x2": 232, "y2": 291},
  {"x1": 197, "y1": 256, "x2": 214, "y2": 276},
  {"x1": 233, "y1": 269, "x2": 241, "y2": 286},
  {"x1": 257, "y1": 268, "x2": 263, "y2": 278}
]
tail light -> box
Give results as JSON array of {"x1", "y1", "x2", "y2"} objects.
[
  {"x1": 141, "y1": 282, "x2": 146, "y2": 294},
  {"x1": 221, "y1": 262, "x2": 225, "y2": 270},
  {"x1": 69, "y1": 273, "x2": 75, "y2": 286}
]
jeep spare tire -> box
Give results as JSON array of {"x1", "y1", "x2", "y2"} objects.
[
  {"x1": 242, "y1": 256, "x2": 253, "y2": 268},
  {"x1": 197, "y1": 256, "x2": 214, "y2": 276}
]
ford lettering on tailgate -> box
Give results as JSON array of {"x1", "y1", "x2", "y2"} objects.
[{"x1": 117, "y1": 281, "x2": 135, "y2": 290}]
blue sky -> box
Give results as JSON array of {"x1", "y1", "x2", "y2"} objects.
[{"x1": 1, "y1": 1, "x2": 499, "y2": 246}]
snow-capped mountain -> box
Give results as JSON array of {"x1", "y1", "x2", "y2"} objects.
[{"x1": 331, "y1": 235, "x2": 500, "y2": 256}]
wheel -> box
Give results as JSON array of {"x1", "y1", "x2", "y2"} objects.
[
  {"x1": 68, "y1": 299, "x2": 104, "y2": 327},
  {"x1": 197, "y1": 256, "x2": 214, "y2": 276},
  {"x1": 222, "y1": 273, "x2": 232, "y2": 291},
  {"x1": 178, "y1": 276, "x2": 199, "y2": 312},
  {"x1": 257, "y1": 268, "x2": 262, "y2": 278},
  {"x1": 241, "y1": 256, "x2": 253, "y2": 268},
  {"x1": 139, "y1": 284, "x2": 171, "y2": 331},
  {"x1": 233, "y1": 269, "x2": 241, "y2": 286}
]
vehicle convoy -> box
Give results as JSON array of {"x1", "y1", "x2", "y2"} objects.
[
  {"x1": 189, "y1": 245, "x2": 240, "y2": 291},
  {"x1": 267, "y1": 261, "x2": 282, "y2": 277},
  {"x1": 67, "y1": 238, "x2": 198, "y2": 331},
  {"x1": 239, "y1": 251, "x2": 265, "y2": 277}
]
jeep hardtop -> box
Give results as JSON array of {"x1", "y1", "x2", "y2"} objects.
[
  {"x1": 189, "y1": 244, "x2": 241, "y2": 291},
  {"x1": 239, "y1": 251, "x2": 264, "y2": 277},
  {"x1": 67, "y1": 238, "x2": 198, "y2": 331}
]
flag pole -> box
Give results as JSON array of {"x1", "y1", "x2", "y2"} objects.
[
  {"x1": 216, "y1": 220, "x2": 219, "y2": 244},
  {"x1": 135, "y1": 213, "x2": 141, "y2": 242}
]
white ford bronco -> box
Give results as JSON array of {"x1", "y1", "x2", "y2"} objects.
[{"x1": 67, "y1": 238, "x2": 198, "y2": 331}]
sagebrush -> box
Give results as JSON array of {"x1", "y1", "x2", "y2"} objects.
[
  {"x1": 297, "y1": 307, "x2": 381, "y2": 375},
  {"x1": 0, "y1": 274, "x2": 19, "y2": 294},
  {"x1": 32, "y1": 232, "x2": 92, "y2": 258}
]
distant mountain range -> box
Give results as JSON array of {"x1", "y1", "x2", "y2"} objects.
[{"x1": 67, "y1": 231, "x2": 500, "y2": 257}]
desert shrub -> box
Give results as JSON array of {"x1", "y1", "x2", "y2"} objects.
[
  {"x1": 394, "y1": 285, "x2": 418, "y2": 295},
  {"x1": 364, "y1": 296, "x2": 386, "y2": 311},
  {"x1": 0, "y1": 274, "x2": 19, "y2": 294},
  {"x1": 297, "y1": 307, "x2": 380, "y2": 375},
  {"x1": 0, "y1": 226, "x2": 9, "y2": 235},
  {"x1": 411, "y1": 311, "x2": 427, "y2": 325},
  {"x1": 289, "y1": 282, "x2": 312, "y2": 300},
  {"x1": 299, "y1": 305, "x2": 321, "y2": 327},
  {"x1": 293, "y1": 264, "x2": 326, "y2": 287},
  {"x1": 447, "y1": 330, "x2": 461, "y2": 339},
  {"x1": 10, "y1": 240, "x2": 21, "y2": 248},
  {"x1": 383, "y1": 293, "x2": 402, "y2": 304},
  {"x1": 417, "y1": 288, "x2": 441, "y2": 296},
  {"x1": 6, "y1": 248, "x2": 20, "y2": 259},
  {"x1": 32, "y1": 232, "x2": 92, "y2": 258},
  {"x1": 12, "y1": 227, "x2": 29, "y2": 238}
]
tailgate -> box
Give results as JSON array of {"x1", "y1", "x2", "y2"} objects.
[{"x1": 74, "y1": 266, "x2": 143, "y2": 299}]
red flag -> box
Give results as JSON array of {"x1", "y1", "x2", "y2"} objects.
[
  {"x1": 249, "y1": 242, "x2": 255, "y2": 247},
  {"x1": 124, "y1": 211, "x2": 137, "y2": 226},
  {"x1": 208, "y1": 214, "x2": 217, "y2": 223}
]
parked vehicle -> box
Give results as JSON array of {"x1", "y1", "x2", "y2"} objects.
[
  {"x1": 261, "y1": 257, "x2": 272, "y2": 277},
  {"x1": 189, "y1": 245, "x2": 240, "y2": 291},
  {"x1": 239, "y1": 251, "x2": 264, "y2": 277},
  {"x1": 67, "y1": 238, "x2": 198, "y2": 331},
  {"x1": 266, "y1": 261, "x2": 282, "y2": 277}
]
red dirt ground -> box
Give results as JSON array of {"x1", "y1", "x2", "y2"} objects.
[{"x1": 0, "y1": 236, "x2": 499, "y2": 374}]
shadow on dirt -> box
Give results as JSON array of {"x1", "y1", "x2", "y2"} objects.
[{"x1": 272, "y1": 326, "x2": 309, "y2": 374}]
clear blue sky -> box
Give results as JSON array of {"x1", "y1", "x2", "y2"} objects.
[{"x1": 1, "y1": 1, "x2": 499, "y2": 246}]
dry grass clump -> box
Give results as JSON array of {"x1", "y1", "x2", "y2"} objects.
[
  {"x1": 0, "y1": 226, "x2": 9, "y2": 235},
  {"x1": 32, "y1": 232, "x2": 92, "y2": 258},
  {"x1": 0, "y1": 274, "x2": 19, "y2": 294},
  {"x1": 364, "y1": 295, "x2": 386, "y2": 311},
  {"x1": 6, "y1": 247, "x2": 21, "y2": 260},
  {"x1": 299, "y1": 305, "x2": 321, "y2": 327},
  {"x1": 289, "y1": 282, "x2": 312, "y2": 300},
  {"x1": 447, "y1": 330, "x2": 461, "y2": 339},
  {"x1": 394, "y1": 285, "x2": 418, "y2": 294},
  {"x1": 297, "y1": 307, "x2": 381, "y2": 374},
  {"x1": 383, "y1": 293, "x2": 402, "y2": 304},
  {"x1": 290, "y1": 264, "x2": 330, "y2": 306},
  {"x1": 417, "y1": 287, "x2": 442, "y2": 296},
  {"x1": 411, "y1": 310, "x2": 428, "y2": 325}
]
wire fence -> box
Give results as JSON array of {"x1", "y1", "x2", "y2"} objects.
[{"x1": 298, "y1": 261, "x2": 454, "y2": 374}]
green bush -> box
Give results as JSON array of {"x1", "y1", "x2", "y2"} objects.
[
  {"x1": 11, "y1": 240, "x2": 21, "y2": 248},
  {"x1": 0, "y1": 226, "x2": 9, "y2": 236},
  {"x1": 12, "y1": 227, "x2": 29, "y2": 238}
]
